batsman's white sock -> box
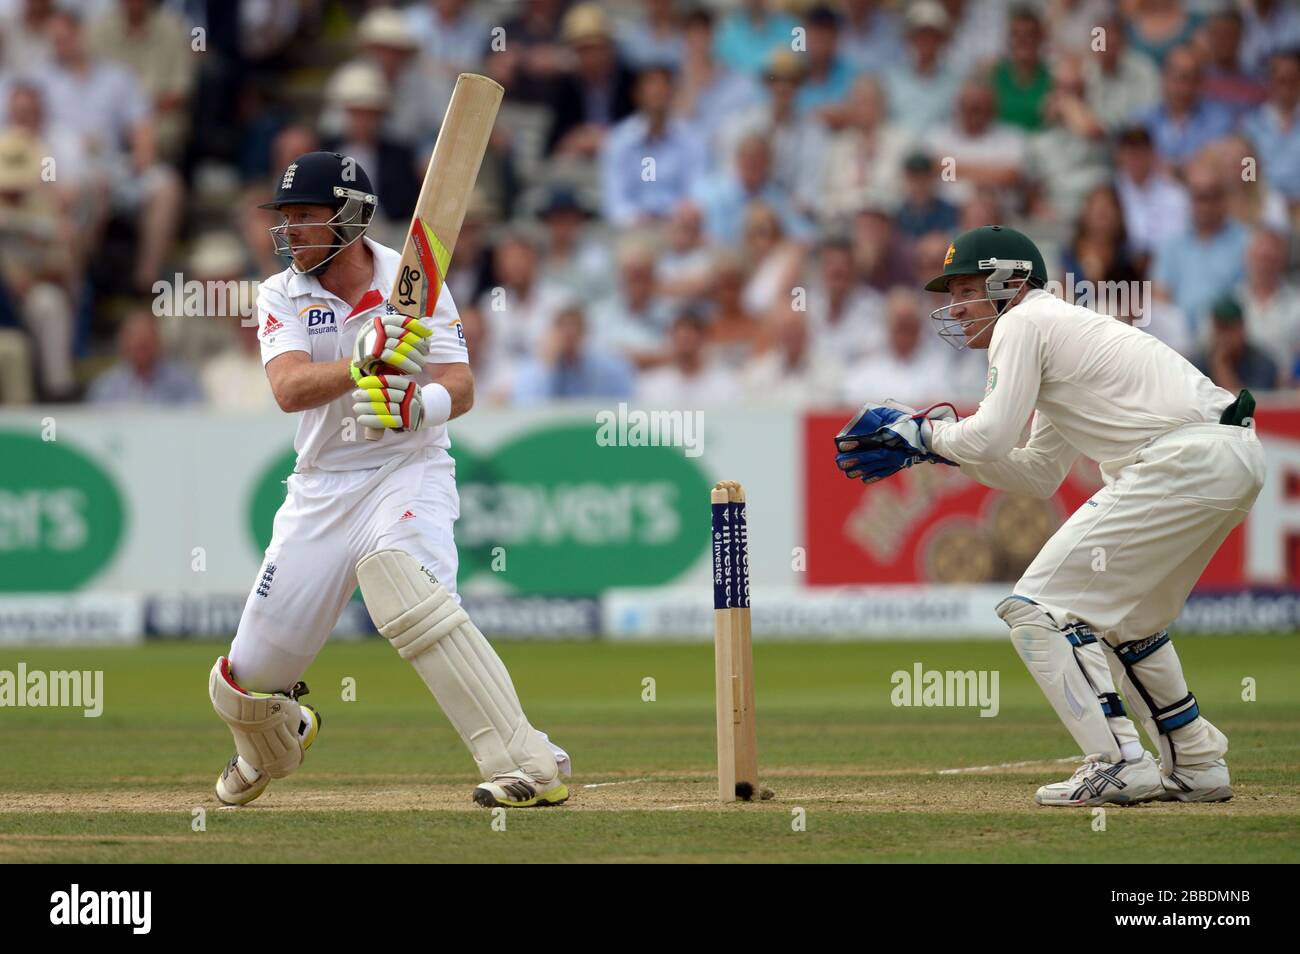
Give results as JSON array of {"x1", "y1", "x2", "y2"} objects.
[{"x1": 1120, "y1": 740, "x2": 1145, "y2": 762}]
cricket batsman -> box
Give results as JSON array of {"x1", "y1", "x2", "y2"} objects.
[
  {"x1": 834, "y1": 225, "x2": 1265, "y2": 807},
  {"x1": 207, "y1": 152, "x2": 570, "y2": 809}
]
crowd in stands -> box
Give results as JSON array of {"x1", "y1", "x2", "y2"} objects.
[{"x1": 0, "y1": 0, "x2": 1298, "y2": 410}]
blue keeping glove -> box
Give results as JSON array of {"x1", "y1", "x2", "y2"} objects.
[
  {"x1": 834, "y1": 400, "x2": 958, "y2": 483},
  {"x1": 834, "y1": 443, "x2": 929, "y2": 483}
]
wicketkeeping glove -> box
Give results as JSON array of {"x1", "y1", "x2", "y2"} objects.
[
  {"x1": 351, "y1": 367, "x2": 425, "y2": 433},
  {"x1": 353, "y1": 314, "x2": 433, "y2": 376},
  {"x1": 834, "y1": 399, "x2": 958, "y2": 483}
]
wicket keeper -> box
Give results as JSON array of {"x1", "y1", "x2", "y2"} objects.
[
  {"x1": 206, "y1": 152, "x2": 570, "y2": 809},
  {"x1": 835, "y1": 225, "x2": 1265, "y2": 807}
]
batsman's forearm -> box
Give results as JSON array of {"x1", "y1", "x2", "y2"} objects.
[{"x1": 274, "y1": 357, "x2": 355, "y2": 412}]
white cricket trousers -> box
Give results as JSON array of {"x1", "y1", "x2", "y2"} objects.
[
  {"x1": 229, "y1": 446, "x2": 460, "y2": 692},
  {"x1": 1016, "y1": 422, "x2": 1265, "y2": 765},
  {"x1": 1018, "y1": 423, "x2": 1264, "y2": 640}
]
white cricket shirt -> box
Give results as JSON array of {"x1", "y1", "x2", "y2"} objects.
[
  {"x1": 257, "y1": 237, "x2": 468, "y2": 472},
  {"x1": 929, "y1": 289, "x2": 1235, "y2": 485}
]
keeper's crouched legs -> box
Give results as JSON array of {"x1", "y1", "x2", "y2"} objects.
[
  {"x1": 356, "y1": 548, "x2": 560, "y2": 786},
  {"x1": 997, "y1": 596, "x2": 1140, "y2": 762}
]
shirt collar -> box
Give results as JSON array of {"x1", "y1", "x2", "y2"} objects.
[{"x1": 283, "y1": 236, "x2": 397, "y2": 307}]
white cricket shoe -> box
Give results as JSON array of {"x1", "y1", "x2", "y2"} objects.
[
  {"x1": 1035, "y1": 752, "x2": 1164, "y2": 807},
  {"x1": 1159, "y1": 758, "x2": 1232, "y2": 803},
  {"x1": 472, "y1": 772, "x2": 569, "y2": 808}
]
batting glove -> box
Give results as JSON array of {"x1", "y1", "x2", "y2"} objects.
[
  {"x1": 351, "y1": 368, "x2": 425, "y2": 433},
  {"x1": 353, "y1": 315, "x2": 432, "y2": 376}
]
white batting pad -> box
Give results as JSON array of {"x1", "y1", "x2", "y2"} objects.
[
  {"x1": 208, "y1": 656, "x2": 309, "y2": 779},
  {"x1": 356, "y1": 548, "x2": 559, "y2": 783}
]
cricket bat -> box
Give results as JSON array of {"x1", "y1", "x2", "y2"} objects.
[{"x1": 364, "y1": 73, "x2": 504, "y2": 441}]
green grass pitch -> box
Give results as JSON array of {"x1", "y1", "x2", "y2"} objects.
[{"x1": 1, "y1": 634, "x2": 1297, "y2": 863}]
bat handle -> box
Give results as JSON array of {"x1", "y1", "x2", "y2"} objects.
[{"x1": 364, "y1": 426, "x2": 384, "y2": 442}]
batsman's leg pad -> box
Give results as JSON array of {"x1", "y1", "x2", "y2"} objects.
[
  {"x1": 1107, "y1": 631, "x2": 1227, "y2": 772},
  {"x1": 356, "y1": 548, "x2": 559, "y2": 784},
  {"x1": 208, "y1": 656, "x2": 310, "y2": 779},
  {"x1": 997, "y1": 596, "x2": 1133, "y2": 762}
]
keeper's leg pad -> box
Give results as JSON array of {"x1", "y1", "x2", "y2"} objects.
[
  {"x1": 356, "y1": 548, "x2": 559, "y2": 784},
  {"x1": 997, "y1": 596, "x2": 1134, "y2": 762},
  {"x1": 208, "y1": 656, "x2": 310, "y2": 779},
  {"x1": 1105, "y1": 631, "x2": 1227, "y2": 773}
]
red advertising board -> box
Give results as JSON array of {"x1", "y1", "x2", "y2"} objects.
[{"x1": 805, "y1": 401, "x2": 1300, "y2": 589}]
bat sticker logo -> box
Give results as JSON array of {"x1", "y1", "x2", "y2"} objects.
[{"x1": 396, "y1": 265, "x2": 422, "y2": 309}]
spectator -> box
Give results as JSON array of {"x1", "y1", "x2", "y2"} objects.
[
  {"x1": 320, "y1": 62, "x2": 419, "y2": 230},
  {"x1": 1046, "y1": 0, "x2": 1111, "y2": 60},
  {"x1": 693, "y1": 130, "x2": 812, "y2": 245},
  {"x1": 805, "y1": 235, "x2": 884, "y2": 364},
  {"x1": 657, "y1": 199, "x2": 716, "y2": 304},
  {"x1": 485, "y1": 0, "x2": 570, "y2": 101},
  {"x1": 1114, "y1": 125, "x2": 1189, "y2": 270},
  {"x1": 1139, "y1": 46, "x2": 1237, "y2": 170},
  {"x1": 740, "y1": 201, "x2": 805, "y2": 317},
  {"x1": 478, "y1": 226, "x2": 570, "y2": 370},
  {"x1": 35, "y1": 8, "x2": 184, "y2": 293},
  {"x1": 712, "y1": 0, "x2": 798, "y2": 77},
  {"x1": 838, "y1": 0, "x2": 904, "y2": 74},
  {"x1": 1152, "y1": 159, "x2": 1250, "y2": 339},
  {"x1": 512, "y1": 305, "x2": 635, "y2": 404},
  {"x1": 894, "y1": 152, "x2": 959, "y2": 241},
  {"x1": 719, "y1": 50, "x2": 829, "y2": 220},
  {"x1": 816, "y1": 75, "x2": 910, "y2": 225},
  {"x1": 1238, "y1": 228, "x2": 1300, "y2": 382},
  {"x1": 460, "y1": 304, "x2": 512, "y2": 407},
  {"x1": 89, "y1": 0, "x2": 197, "y2": 162},
  {"x1": 941, "y1": 0, "x2": 1008, "y2": 75},
  {"x1": 600, "y1": 63, "x2": 704, "y2": 227},
  {"x1": 1082, "y1": 9, "x2": 1161, "y2": 132},
  {"x1": 1205, "y1": 134, "x2": 1290, "y2": 233},
  {"x1": 672, "y1": 4, "x2": 763, "y2": 166},
  {"x1": 0, "y1": 0, "x2": 54, "y2": 73},
  {"x1": 0, "y1": 126, "x2": 76, "y2": 399},
  {"x1": 1060, "y1": 185, "x2": 1142, "y2": 318},
  {"x1": 162, "y1": 230, "x2": 251, "y2": 368},
  {"x1": 87, "y1": 310, "x2": 202, "y2": 405},
  {"x1": 884, "y1": 2, "x2": 961, "y2": 133},
  {"x1": 853, "y1": 203, "x2": 915, "y2": 291},
  {"x1": 404, "y1": 0, "x2": 492, "y2": 80},
  {"x1": 1026, "y1": 57, "x2": 1110, "y2": 224},
  {"x1": 1196, "y1": 9, "x2": 1267, "y2": 110},
  {"x1": 635, "y1": 309, "x2": 737, "y2": 406},
  {"x1": 926, "y1": 79, "x2": 1027, "y2": 207},
  {"x1": 2, "y1": 81, "x2": 88, "y2": 259},
  {"x1": 742, "y1": 302, "x2": 843, "y2": 405},
  {"x1": 1126, "y1": 0, "x2": 1203, "y2": 68},
  {"x1": 991, "y1": 6, "x2": 1051, "y2": 131},
  {"x1": 445, "y1": 188, "x2": 496, "y2": 310},
  {"x1": 1191, "y1": 296, "x2": 1280, "y2": 392},
  {"x1": 201, "y1": 310, "x2": 277, "y2": 412},
  {"x1": 1242, "y1": 48, "x2": 1300, "y2": 206},
  {"x1": 840, "y1": 286, "x2": 953, "y2": 408},
  {"x1": 706, "y1": 248, "x2": 764, "y2": 369},
  {"x1": 616, "y1": 0, "x2": 684, "y2": 71},
  {"x1": 546, "y1": 4, "x2": 637, "y2": 159},
  {"x1": 588, "y1": 233, "x2": 674, "y2": 363},
  {"x1": 533, "y1": 183, "x2": 614, "y2": 306},
  {"x1": 324, "y1": 9, "x2": 452, "y2": 151},
  {"x1": 1240, "y1": 0, "x2": 1300, "y2": 78},
  {"x1": 796, "y1": 5, "x2": 856, "y2": 118}
]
